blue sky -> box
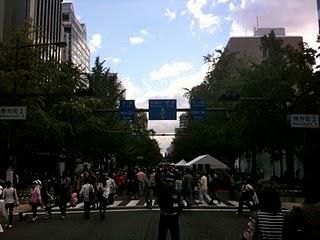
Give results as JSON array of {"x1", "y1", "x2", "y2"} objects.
[{"x1": 64, "y1": 0, "x2": 318, "y2": 154}]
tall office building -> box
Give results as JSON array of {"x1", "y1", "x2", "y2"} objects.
[
  {"x1": 0, "y1": 0, "x2": 63, "y2": 61},
  {"x1": 318, "y1": 0, "x2": 320, "y2": 33},
  {"x1": 61, "y1": 2, "x2": 90, "y2": 74},
  {"x1": 226, "y1": 28, "x2": 302, "y2": 63},
  {"x1": 0, "y1": 0, "x2": 4, "y2": 41}
]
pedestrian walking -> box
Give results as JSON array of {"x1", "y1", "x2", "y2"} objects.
[
  {"x1": 97, "y1": 176, "x2": 108, "y2": 219},
  {"x1": 237, "y1": 178, "x2": 255, "y2": 214},
  {"x1": 126, "y1": 168, "x2": 134, "y2": 199},
  {"x1": 198, "y1": 172, "x2": 213, "y2": 205},
  {"x1": 0, "y1": 185, "x2": 7, "y2": 233},
  {"x1": 2, "y1": 181, "x2": 19, "y2": 228},
  {"x1": 29, "y1": 180, "x2": 42, "y2": 222},
  {"x1": 79, "y1": 178, "x2": 95, "y2": 219},
  {"x1": 144, "y1": 170, "x2": 153, "y2": 209},
  {"x1": 56, "y1": 172, "x2": 71, "y2": 219},
  {"x1": 157, "y1": 173, "x2": 182, "y2": 240},
  {"x1": 182, "y1": 168, "x2": 194, "y2": 207},
  {"x1": 41, "y1": 174, "x2": 54, "y2": 220},
  {"x1": 106, "y1": 173, "x2": 116, "y2": 205},
  {"x1": 241, "y1": 186, "x2": 284, "y2": 240},
  {"x1": 228, "y1": 172, "x2": 236, "y2": 200},
  {"x1": 136, "y1": 168, "x2": 146, "y2": 197}
]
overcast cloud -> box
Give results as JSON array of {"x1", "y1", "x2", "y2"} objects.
[{"x1": 229, "y1": 0, "x2": 318, "y2": 47}]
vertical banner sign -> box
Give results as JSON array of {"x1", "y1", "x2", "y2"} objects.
[
  {"x1": 120, "y1": 100, "x2": 135, "y2": 120},
  {"x1": 149, "y1": 99, "x2": 177, "y2": 120},
  {"x1": 191, "y1": 99, "x2": 206, "y2": 120}
]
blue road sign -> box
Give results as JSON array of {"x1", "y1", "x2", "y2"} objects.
[
  {"x1": 149, "y1": 99, "x2": 176, "y2": 120},
  {"x1": 191, "y1": 99, "x2": 206, "y2": 120},
  {"x1": 120, "y1": 100, "x2": 135, "y2": 120}
]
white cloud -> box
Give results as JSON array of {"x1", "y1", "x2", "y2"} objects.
[
  {"x1": 217, "y1": 0, "x2": 229, "y2": 3},
  {"x1": 140, "y1": 29, "x2": 148, "y2": 35},
  {"x1": 105, "y1": 57, "x2": 122, "y2": 64},
  {"x1": 181, "y1": 11, "x2": 187, "y2": 16},
  {"x1": 121, "y1": 63, "x2": 209, "y2": 154},
  {"x1": 228, "y1": 2, "x2": 236, "y2": 11},
  {"x1": 129, "y1": 36, "x2": 145, "y2": 45},
  {"x1": 88, "y1": 33, "x2": 102, "y2": 52},
  {"x1": 121, "y1": 77, "x2": 142, "y2": 100},
  {"x1": 150, "y1": 62, "x2": 193, "y2": 81},
  {"x1": 164, "y1": 8, "x2": 177, "y2": 21},
  {"x1": 186, "y1": 0, "x2": 221, "y2": 32},
  {"x1": 228, "y1": 0, "x2": 318, "y2": 48},
  {"x1": 147, "y1": 63, "x2": 209, "y2": 154}
]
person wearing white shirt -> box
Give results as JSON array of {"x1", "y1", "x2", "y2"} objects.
[
  {"x1": 2, "y1": 181, "x2": 19, "y2": 228},
  {"x1": 198, "y1": 173, "x2": 213, "y2": 204}
]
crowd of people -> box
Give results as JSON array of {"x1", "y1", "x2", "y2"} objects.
[{"x1": 0, "y1": 165, "x2": 319, "y2": 239}]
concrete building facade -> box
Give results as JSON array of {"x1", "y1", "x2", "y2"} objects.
[
  {"x1": 318, "y1": 0, "x2": 320, "y2": 33},
  {"x1": 226, "y1": 28, "x2": 303, "y2": 64},
  {"x1": 226, "y1": 28, "x2": 304, "y2": 179},
  {"x1": 0, "y1": 0, "x2": 63, "y2": 61},
  {"x1": 61, "y1": 2, "x2": 90, "y2": 74}
]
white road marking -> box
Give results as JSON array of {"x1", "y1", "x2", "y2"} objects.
[
  {"x1": 228, "y1": 201, "x2": 239, "y2": 207},
  {"x1": 126, "y1": 200, "x2": 140, "y2": 207}
]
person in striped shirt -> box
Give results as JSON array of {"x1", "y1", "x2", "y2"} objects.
[{"x1": 242, "y1": 186, "x2": 284, "y2": 240}]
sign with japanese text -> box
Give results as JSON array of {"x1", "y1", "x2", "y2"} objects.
[
  {"x1": 149, "y1": 99, "x2": 176, "y2": 120},
  {"x1": 289, "y1": 114, "x2": 319, "y2": 128},
  {"x1": 0, "y1": 106, "x2": 27, "y2": 120},
  {"x1": 119, "y1": 100, "x2": 135, "y2": 120}
]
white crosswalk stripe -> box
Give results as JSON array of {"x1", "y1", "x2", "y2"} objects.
[
  {"x1": 228, "y1": 201, "x2": 239, "y2": 207},
  {"x1": 73, "y1": 202, "x2": 84, "y2": 209},
  {"x1": 109, "y1": 200, "x2": 122, "y2": 207},
  {"x1": 143, "y1": 200, "x2": 156, "y2": 207},
  {"x1": 213, "y1": 200, "x2": 227, "y2": 207},
  {"x1": 126, "y1": 200, "x2": 140, "y2": 207},
  {"x1": 32, "y1": 199, "x2": 241, "y2": 212}
]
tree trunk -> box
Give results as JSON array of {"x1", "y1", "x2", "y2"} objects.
[
  {"x1": 285, "y1": 144, "x2": 295, "y2": 182},
  {"x1": 251, "y1": 147, "x2": 257, "y2": 178},
  {"x1": 280, "y1": 152, "x2": 284, "y2": 179}
]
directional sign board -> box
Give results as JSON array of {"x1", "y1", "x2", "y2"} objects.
[
  {"x1": 149, "y1": 99, "x2": 176, "y2": 120},
  {"x1": 0, "y1": 106, "x2": 27, "y2": 120},
  {"x1": 191, "y1": 99, "x2": 206, "y2": 120},
  {"x1": 119, "y1": 100, "x2": 135, "y2": 120},
  {"x1": 288, "y1": 114, "x2": 319, "y2": 128}
]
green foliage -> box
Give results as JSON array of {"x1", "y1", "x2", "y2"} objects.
[
  {"x1": 172, "y1": 31, "x2": 318, "y2": 172},
  {"x1": 0, "y1": 29, "x2": 161, "y2": 172}
]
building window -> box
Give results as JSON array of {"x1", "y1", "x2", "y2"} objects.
[
  {"x1": 64, "y1": 27, "x2": 71, "y2": 33},
  {"x1": 62, "y1": 13, "x2": 70, "y2": 21},
  {"x1": 262, "y1": 48, "x2": 268, "y2": 58}
]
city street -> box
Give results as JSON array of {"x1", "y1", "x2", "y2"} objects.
[{"x1": 3, "y1": 210, "x2": 248, "y2": 240}]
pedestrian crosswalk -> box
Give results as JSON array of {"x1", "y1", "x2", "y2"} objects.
[{"x1": 48, "y1": 199, "x2": 242, "y2": 211}]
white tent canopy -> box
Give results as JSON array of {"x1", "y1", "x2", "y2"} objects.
[
  {"x1": 175, "y1": 159, "x2": 187, "y2": 166},
  {"x1": 184, "y1": 154, "x2": 228, "y2": 170}
]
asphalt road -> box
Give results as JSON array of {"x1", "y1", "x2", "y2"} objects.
[{"x1": 2, "y1": 209, "x2": 249, "y2": 240}]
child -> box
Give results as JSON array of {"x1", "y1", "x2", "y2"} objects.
[{"x1": 70, "y1": 192, "x2": 78, "y2": 207}]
